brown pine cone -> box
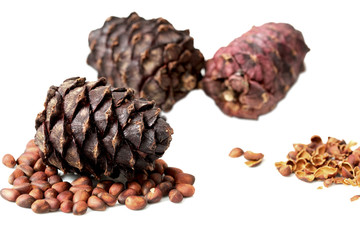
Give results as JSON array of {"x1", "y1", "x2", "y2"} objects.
[
  {"x1": 34, "y1": 77, "x2": 173, "y2": 180},
  {"x1": 202, "y1": 22, "x2": 310, "y2": 119},
  {"x1": 87, "y1": 12, "x2": 205, "y2": 112}
]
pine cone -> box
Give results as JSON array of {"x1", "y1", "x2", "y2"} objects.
[
  {"x1": 202, "y1": 23, "x2": 310, "y2": 119},
  {"x1": 87, "y1": 12, "x2": 205, "y2": 112},
  {"x1": 34, "y1": 77, "x2": 173, "y2": 180}
]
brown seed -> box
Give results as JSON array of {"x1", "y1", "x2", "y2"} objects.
[
  {"x1": 8, "y1": 169, "x2": 25, "y2": 184},
  {"x1": 57, "y1": 191, "x2": 74, "y2": 203},
  {"x1": 60, "y1": 200, "x2": 74, "y2": 213},
  {"x1": 16, "y1": 194, "x2": 36, "y2": 208},
  {"x1": 17, "y1": 152, "x2": 38, "y2": 166},
  {"x1": 229, "y1": 147, "x2": 244, "y2": 158},
  {"x1": 149, "y1": 172, "x2": 163, "y2": 185},
  {"x1": 164, "y1": 167, "x2": 183, "y2": 177},
  {"x1": 26, "y1": 139, "x2": 36, "y2": 149},
  {"x1": 13, "y1": 176, "x2": 30, "y2": 186},
  {"x1": 69, "y1": 184, "x2": 93, "y2": 194},
  {"x1": 134, "y1": 172, "x2": 148, "y2": 185},
  {"x1": 96, "y1": 180, "x2": 114, "y2": 192},
  {"x1": 13, "y1": 183, "x2": 32, "y2": 194},
  {"x1": 141, "y1": 179, "x2": 156, "y2": 195},
  {"x1": 154, "y1": 159, "x2": 168, "y2": 174},
  {"x1": 29, "y1": 171, "x2": 47, "y2": 182},
  {"x1": 92, "y1": 187, "x2": 107, "y2": 196},
  {"x1": 33, "y1": 159, "x2": 46, "y2": 172},
  {"x1": 118, "y1": 188, "x2": 137, "y2": 204},
  {"x1": 175, "y1": 173, "x2": 195, "y2": 185},
  {"x1": 157, "y1": 181, "x2": 173, "y2": 196},
  {"x1": 14, "y1": 168, "x2": 25, "y2": 177},
  {"x1": 2, "y1": 154, "x2": 16, "y2": 168},
  {"x1": 127, "y1": 181, "x2": 142, "y2": 195},
  {"x1": 87, "y1": 196, "x2": 106, "y2": 211},
  {"x1": 25, "y1": 146, "x2": 40, "y2": 155},
  {"x1": 48, "y1": 175, "x2": 62, "y2": 185},
  {"x1": 125, "y1": 196, "x2": 147, "y2": 210},
  {"x1": 44, "y1": 188, "x2": 58, "y2": 199},
  {"x1": 73, "y1": 200, "x2": 88, "y2": 215},
  {"x1": 98, "y1": 192, "x2": 117, "y2": 207},
  {"x1": 31, "y1": 199, "x2": 50, "y2": 213},
  {"x1": 29, "y1": 188, "x2": 44, "y2": 200},
  {"x1": 109, "y1": 182, "x2": 124, "y2": 197},
  {"x1": 1, "y1": 188, "x2": 20, "y2": 202},
  {"x1": 169, "y1": 189, "x2": 183, "y2": 203},
  {"x1": 163, "y1": 175, "x2": 175, "y2": 185},
  {"x1": 155, "y1": 158, "x2": 168, "y2": 168},
  {"x1": 44, "y1": 165, "x2": 57, "y2": 177},
  {"x1": 52, "y1": 181, "x2": 71, "y2": 193},
  {"x1": 243, "y1": 151, "x2": 264, "y2": 161},
  {"x1": 31, "y1": 180, "x2": 51, "y2": 192},
  {"x1": 45, "y1": 198, "x2": 60, "y2": 212},
  {"x1": 21, "y1": 150, "x2": 39, "y2": 161},
  {"x1": 145, "y1": 187, "x2": 162, "y2": 203},
  {"x1": 73, "y1": 190, "x2": 90, "y2": 203},
  {"x1": 17, "y1": 164, "x2": 34, "y2": 177},
  {"x1": 175, "y1": 184, "x2": 195, "y2": 197},
  {"x1": 71, "y1": 176, "x2": 92, "y2": 186}
]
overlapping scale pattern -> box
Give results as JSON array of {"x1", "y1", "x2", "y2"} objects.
[
  {"x1": 87, "y1": 12, "x2": 205, "y2": 112},
  {"x1": 202, "y1": 23, "x2": 310, "y2": 119},
  {"x1": 35, "y1": 77, "x2": 173, "y2": 180}
]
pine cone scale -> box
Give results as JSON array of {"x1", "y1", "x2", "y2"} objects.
[
  {"x1": 49, "y1": 119, "x2": 66, "y2": 155},
  {"x1": 71, "y1": 105, "x2": 90, "y2": 148}
]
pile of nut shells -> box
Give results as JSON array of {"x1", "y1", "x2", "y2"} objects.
[
  {"x1": 1, "y1": 140, "x2": 195, "y2": 214},
  {"x1": 275, "y1": 135, "x2": 360, "y2": 189}
]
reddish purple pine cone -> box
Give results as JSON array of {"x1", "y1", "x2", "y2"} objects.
[{"x1": 202, "y1": 22, "x2": 310, "y2": 119}]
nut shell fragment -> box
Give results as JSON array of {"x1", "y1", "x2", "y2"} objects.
[
  {"x1": 350, "y1": 195, "x2": 360, "y2": 202},
  {"x1": 244, "y1": 151, "x2": 264, "y2": 161},
  {"x1": 295, "y1": 171, "x2": 315, "y2": 183},
  {"x1": 314, "y1": 166, "x2": 337, "y2": 180},
  {"x1": 229, "y1": 148, "x2": 244, "y2": 158},
  {"x1": 277, "y1": 164, "x2": 292, "y2": 177},
  {"x1": 244, "y1": 159, "x2": 263, "y2": 167}
]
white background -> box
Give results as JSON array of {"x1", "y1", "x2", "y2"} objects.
[{"x1": 0, "y1": 0, "x2": 359, "y2": 239}]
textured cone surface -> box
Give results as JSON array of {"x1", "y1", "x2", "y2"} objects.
[
  {"x1": 87, "y1": 12, "x2": 205, "y2": 112},
  {"x1": 35, "y1": 77, "x2": 173, "y2": 180},
  {"x1": 202, "y1": 22, "x2": 310, "y2": 119}
]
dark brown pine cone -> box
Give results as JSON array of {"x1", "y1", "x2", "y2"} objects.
[
  {"x1": 87, "y1": 12, "x2": 205, "y2": 112},
  {"x1": 202, "y1": 22, "x2": 310, "y2": 119},
  {"x1": 34, "y1": 77, "x2": 173, "y2": 181}
]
